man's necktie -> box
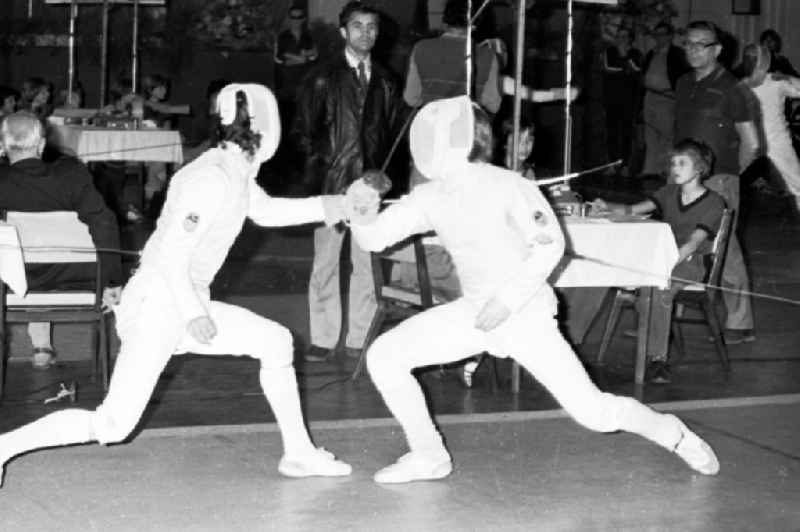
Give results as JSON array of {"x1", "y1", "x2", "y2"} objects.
[{"x1": 357, "y1": 61, "x2": 368, "y2": 90}]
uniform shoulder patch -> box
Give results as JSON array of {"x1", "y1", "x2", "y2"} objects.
[
  {"x1": 183, "y1": 213, "x2": 200, "y2": 232},
  {"x1": 532, "y1": 210, "x2": 549, "y2": 226}
]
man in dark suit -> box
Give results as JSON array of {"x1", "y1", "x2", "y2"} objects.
[{"x1": 0, "y1": 111, "x2": 122, "y2": 368}]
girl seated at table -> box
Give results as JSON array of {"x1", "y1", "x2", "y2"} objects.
[{"x1": 590, "y1": 138, "x2": 725, "y2": 384}]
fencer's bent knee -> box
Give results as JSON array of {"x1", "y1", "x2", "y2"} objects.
[
  {"x1": 256, "y1": 325, "x2": 294, "y2": 370},
  {"x1": 366, "y1": 334, "x2": 410, "y2": 388}
]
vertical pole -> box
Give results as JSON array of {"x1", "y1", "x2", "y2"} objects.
[
  {"x1": 466, "y1": 0, "x2": 472, "y2": 97},
  {"x1": 563, "y1": 0, "x2": 574, "y2": 175},
  {"x1": 510, "y1": 0, "x2": 526, "y2": 394},
  {"x1": 68, "y1": 0, "x2": 78, "y2": 105},
  {"x1": 132, "y1": 0, "x2": 140, "y2": 94},
  {"x1": 511, "y1": 0, "x2": 525, "y2": 172},
  {"x1": 100, "y1": 0, "x2": 110, "y2": 106}
]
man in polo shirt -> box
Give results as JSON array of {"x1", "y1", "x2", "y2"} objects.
[{"x1": 674, "y1": 20, "x2": 759, "y2": 344}]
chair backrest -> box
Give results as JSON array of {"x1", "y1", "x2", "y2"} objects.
[
  {"x1": 5, "y1": 211, "x2": 96, "y2": 264},
  {"x1": 371, "y1": 233, "x2": 435, "y2": 309},
  {"x1": 705, "y1": 209, "x2": 733, "y2": 289}
]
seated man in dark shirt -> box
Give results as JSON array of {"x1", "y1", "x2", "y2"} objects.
[{"x1": 0, "y1": 111, "x2": 122, "y2": 368}]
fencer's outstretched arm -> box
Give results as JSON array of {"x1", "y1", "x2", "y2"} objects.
[
  {"x1": 349, "y1": 191, "x2": 433, "y2": 252},
  {"x1": 494, "y1": 180, "x2": 566, "y2": 312},
  {"x1": 247, "y1": 183, "x2": 342, "y2": 227}
]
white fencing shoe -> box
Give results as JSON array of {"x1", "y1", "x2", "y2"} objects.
[
  {"x1": 670, "y1": 416, "x2": 720, "y2": 475},
  {"x1": 278, "y1": 447, "x2": 352, "y2": 478},
  {"x1": 373, "y1": 450, "x2": 453, "y2": 484}
]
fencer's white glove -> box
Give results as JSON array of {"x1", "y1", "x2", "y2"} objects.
[
  {"x1": 321, "y1": 195, "x2": 347, "y2": 227},
  {"x1": 475, "y1": 297, "x2": 512, "y2": 331},
  {"x1": 344, "y1": 179, "x2": 381, "y2": 225},
  {"x1": 187, "y1": 315, "x2": 217, "y2": 344}
]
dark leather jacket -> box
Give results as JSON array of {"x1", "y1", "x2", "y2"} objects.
[{"x1": 291, "y1": 54, "x2": 405, "y2": 195}]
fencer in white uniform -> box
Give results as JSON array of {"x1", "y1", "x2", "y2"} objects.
[
  {"x1": 0, "y1": 84, "x2": 351, "y2": 487},
  {"x1": 345, "y1": 96, "x2": 720, "y2": 484}
]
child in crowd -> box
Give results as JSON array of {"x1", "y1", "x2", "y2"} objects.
[
  {"x1": 0, "y1": 86, "x2": 20, "y2": 120},
  {"x1": 344, "y1": 96, "x2": 720, "y2": 483},
  {"x1": 590, "y1": 138, "x2": 726, "y2": 383}
]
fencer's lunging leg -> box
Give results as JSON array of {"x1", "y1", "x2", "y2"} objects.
[
  {"x1": 187, "y1": 301, "x2": 351, "y2": 477},
  {"x1": 511, "y1": 317, "x2": 719, "y2": 475}
]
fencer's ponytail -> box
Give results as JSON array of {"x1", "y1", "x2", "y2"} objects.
[{"x1": 211, "y1": 90, "x2": 262, "y2": 158}]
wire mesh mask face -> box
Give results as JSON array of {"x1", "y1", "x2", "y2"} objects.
[
  {"x1": 409, "y1": 96, "x2": 475, "y2": 181},
  {"x1": 216, "y1": 83, "x2": 281, "y2": 164}
]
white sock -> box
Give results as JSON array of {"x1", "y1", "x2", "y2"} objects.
[
  {"x1": 259, "y1": 365, "x2": 316, "y2": 456},
  {"x1": 0, "y1": 409, "x2": 94, "y2": 466},
  {"x1": 27, "y1": 322, "x2": 52, "y2": 350},
  {"x1": 615, "y1": 396, "x2": 682, "y2": 450},
  {"x1": 376, "y1": 375, "x2": 445, "y2": 455}
]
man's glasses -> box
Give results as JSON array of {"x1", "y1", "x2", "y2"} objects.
[{"x1": 684, "y1": 40, "x2": 718, "y2": 51}]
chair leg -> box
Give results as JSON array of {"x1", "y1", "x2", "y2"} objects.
[
  {"x1": 670, "y1": 319, "x2": 686, "y2": 364},
  {"x1": 702, "y1": 297, "x2": 730, "y2": 372},
  {"x1": 596, "y1": 291, "x2": 625, "y2": 365},
  {"x1": 90, "y1": 319, "x2": 100, "y2": 384},
  {"x1": 99, "y1": 315, "x2": 110, "y2": 391},
  {"x1": 352, "y1": 304, "x2": 386, "y2": 381},
  {"x1": 0, "y1": 324, "x2": 6, "y2": 405}
]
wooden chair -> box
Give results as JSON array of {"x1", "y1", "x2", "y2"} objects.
[
  {"x1": 351, "y1": 234, "x2": 439, "y2": 380},
  {"x1": 0, "y1": 211, "x2": 111, "y2": 402},
  {"x1": 595, "y1": 209, "x2": 733, "y2": 374}
]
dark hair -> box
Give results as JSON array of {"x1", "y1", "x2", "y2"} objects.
[
  {"x1": 739, "y1": 43, "x2": 761, "y2": 79},
  {"x1": 686, "y1": 20, "x2": 719, "y2": 43},
  {"x1": 142, "y1": 74, "x2": 170, "y2": 99},
  {"x1": 211, "y1": 90, "x2": 262, "y2": 158},
  {"x1": 467, "y1": 103, "x2": 494, "y2": 162},
  {"x1": 759, "y1": 29, "x2": 782, "y2": 52},
  {"x1": 0, "y1": 86, "x2": 21, "y2": 103},
  {"x1": 443, "y1": 0, "x2": 469, "y2": 28},
  {"x1": 671, "y1": 138, "x2": 715, "y2": 180},
  {"x1": 654, "y1": 22, "x2": 673, "y2": 35},
  {"x1": 339, "y1": 1, "x2": 379, "y2": 28},
  {"x1": 206, "y1": 78, "x2": 230, "y2": 100}
]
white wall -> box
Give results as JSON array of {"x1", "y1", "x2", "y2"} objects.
[{"x1": 673, "y1": 0, "x2": 800, "y2": 66}]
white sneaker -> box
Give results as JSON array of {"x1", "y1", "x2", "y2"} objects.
[
  {"x1": 278, "y1": 447, "x2": 352, "y2": 478},
  {"x1": 373, "y1": 450, "x2": 453, "y2": 484},
  {"x1": 670, "y1": 416, "x2": 720, "y2": 475}
]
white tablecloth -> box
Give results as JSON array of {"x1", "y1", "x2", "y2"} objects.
[
  {"x1": 48, "y1": 125, "x2": 183, "y2": 164},
  {"x1": 0, "y1": 224, "x2": 28, "y2": 295},
  {"x1": 551, "y1": 217, "x2": 679, "y2": 289}
]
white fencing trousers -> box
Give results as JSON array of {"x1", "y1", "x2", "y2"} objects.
[
  {"x1": 367, "y1": 298, "x2": 683, "y2": 454},
  {"x1": 0, "y1": 272, "x2": 317, "y2": 464},
  {"x1": 308, "y1": 225, "x2": 376, "y2": 349}
]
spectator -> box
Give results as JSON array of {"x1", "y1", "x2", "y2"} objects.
[
  {"x1": 591, "y1": 139, "x2": 726, "y2": 383},
  {"x1": 0, "y1": 111, "x2": 122, "y2": 368},
  {"x1": 640, "y1": 22, "x2": 689, "y2": 177},
  {"x1": 403, "y1": 0, "x2": 503, "y2": 116},
  {"x1": 55, "y1": 81, "x2": 85, "y2": 110},
  {"x1": 20, "y1": 77, "x2": 54, "y2": 120},
  {"x1": 291, "y1": 1, "x2": 405, "y2": 363},
  {"x1": 741, "y1": 43, "x2": 800, "y2": 213},
  {"x1": 602, "y1": 26, "x2": 642, "y2": 177},
  {"x1": 0, "y1": 86, "x2": 20, "y2": 121},
  {"x1": 273, "y1": 4, "x2": 318, "y2": 118},
  {"x1": 674, "y1": 20, "x2": 758, "y2": 344},
  {"x1": 759, "y1": 29, "x2": 799, "y2": 77}
]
